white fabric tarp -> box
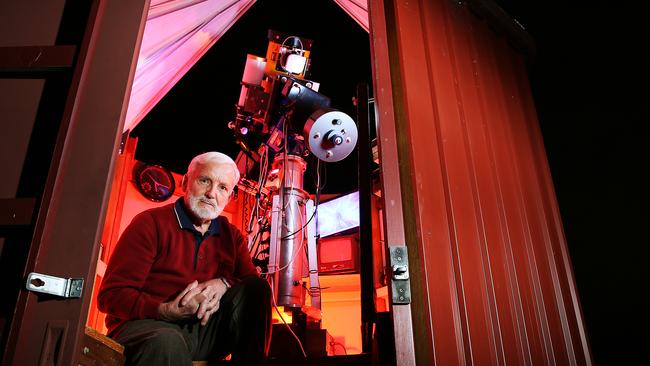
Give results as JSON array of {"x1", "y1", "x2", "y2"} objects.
[{"x1": 124, "y1": 0, "x2": 368, "y2": 133}]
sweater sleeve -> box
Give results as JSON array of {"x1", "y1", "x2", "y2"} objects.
[
  {"x1": 230, "y1": 224, "x2": 259, "y2": 280},
  {"x1": 97, "y1": 211, "x2": 162, "y2": 320}
]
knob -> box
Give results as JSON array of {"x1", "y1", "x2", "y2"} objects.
[{"x1": 329, "y1": 134, "x2": 343, "y2": 145}]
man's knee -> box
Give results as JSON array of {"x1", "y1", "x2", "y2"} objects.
[
  {"x1": 121, "y1": 327, "x2": 191, "y2": 365},
  {"x1": 241, "y1": 277, "x2": 271, "y2": 296},
  {"x1": 142, "y1": 328, "x2": 189, "y2": 353},
  {"x1": 228, "y1": 277, "x2": 271, "y2": 312}
]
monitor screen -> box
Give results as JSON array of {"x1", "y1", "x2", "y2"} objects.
[{"x1": 316, "y1": 191, "x2": 359, "y2": 237}]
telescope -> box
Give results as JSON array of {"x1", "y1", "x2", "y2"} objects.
[{"x1": 229, "y1": 30, "x2": 358, "y2": 319}]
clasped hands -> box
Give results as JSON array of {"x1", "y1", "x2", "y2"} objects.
[{"x1": 158, "y1": 278, "x2": 229, "y2": 326}]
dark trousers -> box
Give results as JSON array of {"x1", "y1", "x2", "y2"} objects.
[{"x1": 111, "y1": 277, "x2": 272, "y2": 366}]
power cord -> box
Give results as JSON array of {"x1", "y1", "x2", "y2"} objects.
[{"x1": 269, "y1": 277, "x2": 307, "y2": 358}]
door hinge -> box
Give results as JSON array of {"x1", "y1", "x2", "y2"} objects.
[
  {"x1": 26, "y1": 272, "x2": 84, "y2": 298},
  {"x1": 389, "y1": 246, "x2": 411, "y2": 304}
]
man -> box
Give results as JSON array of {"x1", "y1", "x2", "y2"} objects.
[{"x1": 98, "y1": 152, "x2": 271, "y2": 365}]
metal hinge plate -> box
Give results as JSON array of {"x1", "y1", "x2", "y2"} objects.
[
  {"x1": 390, "y1": 246, "x2": 411, "y2": 304},
  {"x1": 26, "y1": 272, "x2": 84, "y2": 298}
]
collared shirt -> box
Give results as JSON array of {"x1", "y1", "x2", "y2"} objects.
[{"x1": 173, "y1": 198, "x2": 220, "y2": 269}]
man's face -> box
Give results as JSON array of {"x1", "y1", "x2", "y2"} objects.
[{"x1": 183, "y1": 160, "x2": 238, "y2": 223}]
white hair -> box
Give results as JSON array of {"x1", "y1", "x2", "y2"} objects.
[{"x1": 187, "y1": 152, "x2": 240, "y2": 182}]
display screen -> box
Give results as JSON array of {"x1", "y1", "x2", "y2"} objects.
[
  {"x1": 316, "y1": 191, "x2": 359, "y2": 237},
  {"x1": 319, "y1": 236, "x2": 354, "y2": 263}
]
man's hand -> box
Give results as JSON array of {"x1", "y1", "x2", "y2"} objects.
[
  {"x1": 184, "y1": 278, "x2": 230, "y2": 326},
  {"x1": 158, "y1": 280, "x2": 207, "y2": 322}
]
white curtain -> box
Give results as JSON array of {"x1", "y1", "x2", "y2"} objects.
[
  {"x1": 124, "y1": 0, "x2": 368, "y2": 133},
  {"x1": 123, "y1": 0, "x2": 256, "y2": 133}
]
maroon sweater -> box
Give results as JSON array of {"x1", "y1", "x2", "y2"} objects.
[{"x1": 97, "y1": 200, "x2": 257, "y2": 333}]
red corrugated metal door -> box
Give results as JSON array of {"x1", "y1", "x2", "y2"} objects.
[{"x1": 369, "y1": 0, "x2": 592, "y2": 364}]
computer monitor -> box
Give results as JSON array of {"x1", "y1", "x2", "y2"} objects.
[{"x1": 316, "y1": 191, "x2": 359, "y2": 238}]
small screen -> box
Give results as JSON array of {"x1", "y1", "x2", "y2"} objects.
[
  {"x1": 319, "y1": 238, "x2": 353, "y2": 263},
  {"x1": 317, "y1": 191, "x2": 359, "y2": 237}
]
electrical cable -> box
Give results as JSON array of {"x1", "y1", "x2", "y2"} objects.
[
  {"x1": 247, "y1": 145, "x2": 268, "y2": 233},
  {"x1": 329, "y1": 341, "x2": 348, "y2": 355},
  {"x1": 259, "y1": 204, "x2": 306, "y2": 275},
  {"x1": 269, "y1": 276, "x2": 307, "y2": 358},
  {"x1": 326, "y1": 333, "x2": 348, "y2": 355},
  {"x1": 279, "y1": 157, "x2": 322, "y2": 241},
  {"x1": 279, "y1": 207, "x2": 316, "y2": 240}
]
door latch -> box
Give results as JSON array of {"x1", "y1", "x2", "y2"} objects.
[
  {"x1": 389, "y1": 246, "x2": 411, "y2": 304},
  {"x1": 26, "y1": 272, "x2": 84, "y2": 298}
]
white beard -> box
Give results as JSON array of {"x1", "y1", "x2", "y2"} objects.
[{"x1": 187, "y1": 195, "x2": 220, "y2": 221}]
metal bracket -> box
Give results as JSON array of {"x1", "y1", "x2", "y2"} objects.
[
  {"x1": 389, "y1": 247, "x2": 411, "y2": 304},
  {"x1": 26, "y1": 272, "x2": 84, "y2": 298},
  {"x1": 305, "y1": 199, "x2": 321, "y2": 310}
]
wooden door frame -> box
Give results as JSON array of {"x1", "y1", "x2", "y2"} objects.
[
  {"x1": 368, "y1": 0, "x2": 419, "y2": 365},
  {"x1": 4, "y1": 1, "x2": 149, "y2": 364}
]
